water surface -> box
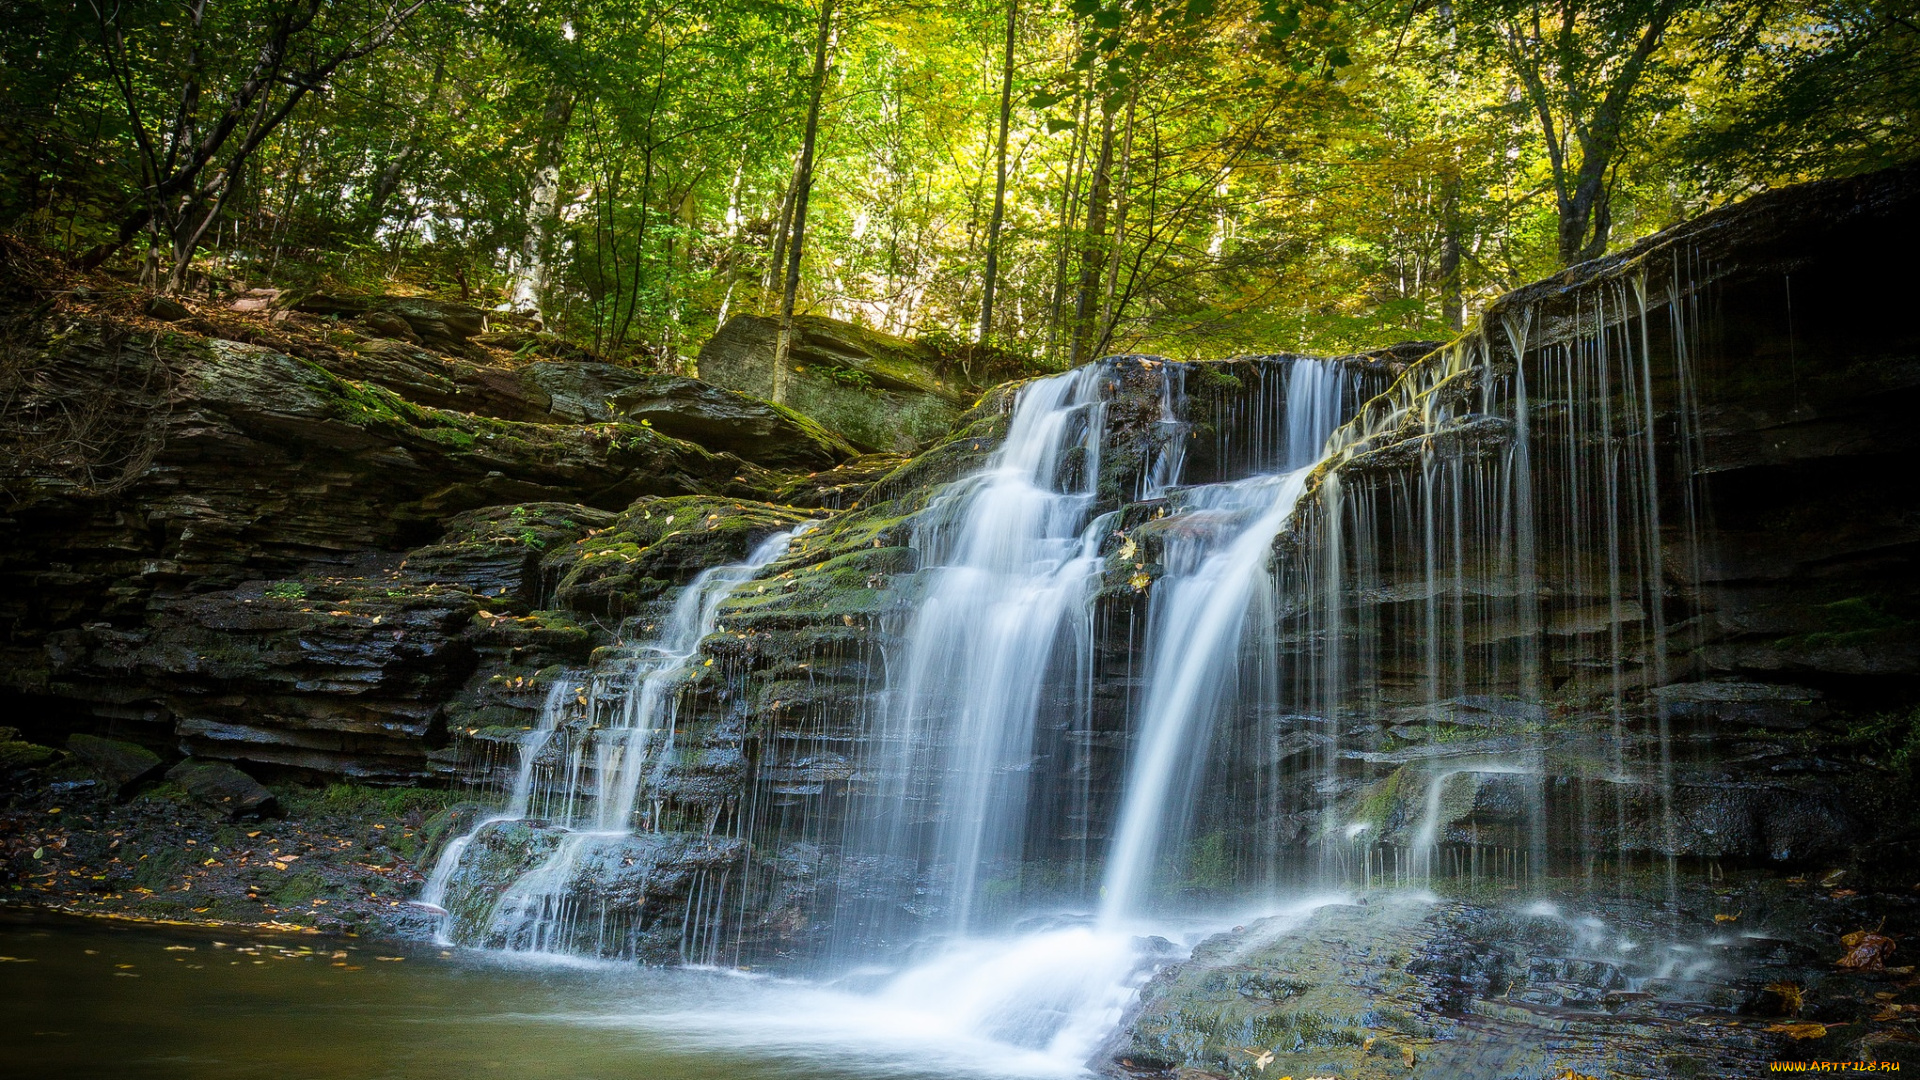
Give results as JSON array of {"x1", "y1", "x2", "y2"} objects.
[{"x1": 0, "y1": 909, "x2": 1116, "y2": 1080}]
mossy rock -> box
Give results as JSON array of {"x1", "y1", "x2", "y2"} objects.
[
  {"x1": 165, "y1": 759, "x2": 278, "y2": 818},
  {"x1": 66, "y1": 734, "x2": 164, "y2": 793},
  {"x1": 552, "y1": 496, "x2": 816, "y2": 617}
]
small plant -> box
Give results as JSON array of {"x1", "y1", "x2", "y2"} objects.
[
  {"x1": 265, "y1": 581, "x2": 306, "y2": 600},
  {"x1": 820, "y1": 365, "x2": 874, "y2": 389},
  {"x1": 1842, "y1": 705, "x2": 1920, "y2": 773}
]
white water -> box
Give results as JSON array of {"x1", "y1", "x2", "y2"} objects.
[
  {"x1": 864, "y1": 365, "x2": 1113, "y2": 933},
  {"x1": 1099, "y1": 359, "x2": 1348, "y2": 920},
  {"x1": 421, "y1": 524, "x2": 811, "y2": 950},
  {"x1": 773, "y1": 357, "x2": 1357, "y2": 1069},
  {"x1": 583, "y1": 894, "x2": 1346, "y2": 1079}
]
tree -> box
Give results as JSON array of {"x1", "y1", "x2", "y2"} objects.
[
  {"x1": 978, "y1": 0, "x2": 1020, "y2": 345},
  {"x1": 772, "y1": 0, "x2": 836, "y2": 404},
  {"x1": 1452, "y1": 0, "x2": 1688, "y2": 266},
  {"x1": 81, "y1": 0, "x2": 427, "y2": 291}
]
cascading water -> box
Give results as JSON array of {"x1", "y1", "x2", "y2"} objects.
[
  {"x1": 1099, "y1": 359, "x2": 1349, "y2": 921},
  {"x1": 421, "y1": 524, "x2": 810, "y2": 958},
  {"x1": 849, "y1": 365, "x2": 1112, "y2": 939},
  {"x1": 409, "y1": 267, "x2": 1714, "y2": 1075}
]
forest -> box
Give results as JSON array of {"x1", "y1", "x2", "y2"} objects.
[
  {"x1": 4, "y1": 0, "x2": 1914, "y2": 369},
  {"x1": 6, "y1": 2, "x2": 1920, "y2": 1076}
]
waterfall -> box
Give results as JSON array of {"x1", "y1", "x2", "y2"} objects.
[
  {"x1": 1099, "y1": 359, "x2": 1350, "y2": 921},
  {"x1": 850, "y1": 365, "x2": 1114, "y2": 938},
  {"x1": 1276, "y1": 269, "x2": 1706, "y2": 892},
  {"x1": 420, "y1": 523, "x2": 811, "y2": 956}
]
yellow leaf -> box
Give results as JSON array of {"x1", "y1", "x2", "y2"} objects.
[{"x1": 1767, "y1": 1021, "x2": 1842, "y2": 1040}]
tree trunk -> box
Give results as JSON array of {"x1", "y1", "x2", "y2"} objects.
[
  {"x1": 1439, "y1": 171, "x2": 1462, "y2": 331},
  {"x1": 773, "y1": 0, "x2": 836, "y2": 406},
  {"x1": 977, "y1": 0, "x2": 1019, "y2": 347},
  {"x1": 364, "y1": 53, "x2": 447, "y2": 231},
  {"x1": 509, "y1": 86, "x2": 575, "y2": 326},
  {"x1": 764, "y1": 151, "x2": 804, "y2": 305},
  {"x1": 1044, "y1": 74, "x2": 1092, "y2": 364},
  {"x1": 1094, "y1": 89, "x2": 1137, "y2": 356},
  {"x1": 1068, "y1": 97, "x2": 1116, "y2": 367}
]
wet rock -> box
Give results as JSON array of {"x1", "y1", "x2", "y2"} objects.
[
  {"x1": 165, "y1": 759, "x2": 278, "y2": 817},
  {"x1": 1103, "y1": 896, "x2": 1777, "y2": 1079},
  {"x1": 552, "y1": 496, "x2": 817, "y2": 618},
  {"x1": 64, "y1": 734, "x2": 163, "y2": 794},
  {"x1": 0, "y1": 728, "x2": 59, "y2": 780}
]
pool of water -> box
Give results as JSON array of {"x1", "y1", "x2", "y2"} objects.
[{"x1": 0, "y1": 909, "x2": 1168, "y2": 1080}]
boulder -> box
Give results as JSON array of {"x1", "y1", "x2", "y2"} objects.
[
  {"x1": 0, "y1": 728, "x2": 59, "y2": 778},
  {"x1": 290, "y1": 293, "x2": 488, "y2": 346},
  {"x1": 385, "y1": 298, "x2": 488, "y2": 345},
  {"x1": 165, "y1": 759, "x2": 278, "y2": 817},
  {"x1": 696, "y1": 314, "x2": 978, "y2": 453},
  {"x1": 143, "y1": 296, "x2": 192, "y2": 322},
  {"x1": 65, "y1": 734, "x2": 163, "y2": 793},
  {"x1": 360, "y1": 310, "x2": 420, "y2": 343},
  {"x1": 523, "y1": 362, "x2": 858, "y2": 469}
]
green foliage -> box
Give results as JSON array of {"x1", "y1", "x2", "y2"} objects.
[
  {"x1": 1, "y1": 0, "x2": 1910, "y2": 361},
  {"x1": 264, "y1": 581, "x2": 308, "y2": 601},
  {"x1": 1842, "y1": 706, "x2": 1920, "y2": 774}
]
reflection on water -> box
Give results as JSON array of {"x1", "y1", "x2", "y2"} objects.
[{"x1": 0, "y1": 910, "x2": 1174, "y2": 1080}]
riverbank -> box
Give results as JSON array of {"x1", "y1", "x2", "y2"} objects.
[{"x1": 1, "y1": 753, "x2": 470, "y2": 939}]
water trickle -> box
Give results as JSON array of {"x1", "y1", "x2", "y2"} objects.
[{"x1": 422, "y1": 524, "x2": 811, "y2": 956}]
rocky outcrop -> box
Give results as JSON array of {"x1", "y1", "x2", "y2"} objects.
[
  {"x1": 1099, "y1": 884, "x2": 1908, "y2": 1078},
  {"x1": 1070, "y1": 161, "x2": 1920, "y2": 894},
  {"x1": 0, "y1": 284, "x2": 855, "y2": 784},
  {"x1": 696, "y1": 314, "x2": 988, "y2": 452}
]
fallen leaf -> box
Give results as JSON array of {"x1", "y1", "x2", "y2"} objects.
[
  {"x1": 1821, "y1": 869, "x2": 1848, "y2": 888},
  {"x1": 1768, "y1": 1021, "x2": 1846, "y2": 1039},
  {"x1": 1715, "y1": 912, "x2": 1741, "y2": 923},
  {"x1": 1832, "y1": 889, "x2": 1860, "y2": 899},
  {"x1": 1839, "y1": 929, "x2": 1898, "y2": 970},
  {"x1": 1873, "y1": 1003, "x2": 1920, "y2": 1022}
]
